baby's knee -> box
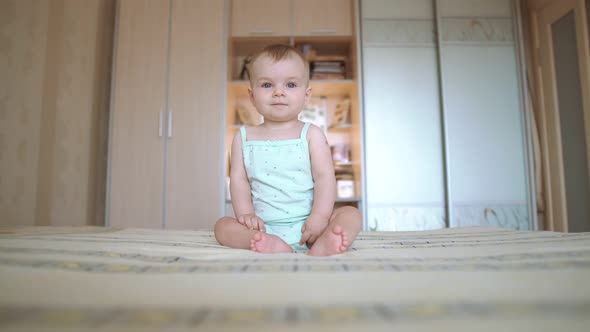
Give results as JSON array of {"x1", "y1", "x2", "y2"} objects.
[
  {"x1": 214, "y1": 216, "x2": 233, "y2": 230},
  {"x1": 337, "y1": 206, "x2": 361, "y2": 218},
  {"x1": 214, "y1": 217, "x2": 234, "y2": 240},
  {"x1": 330, "y1": 206, "x2": 361, "y2": 225}
]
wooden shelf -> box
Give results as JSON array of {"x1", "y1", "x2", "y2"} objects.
[
  {"x1": 329, "y1": 124, "x2": 353, "y2": 130},
  {"x1": 335, "y1": 197, "x2": 362, "y2": 203},
  {"x1": 311, "y1": 80, "x2": 356, "y2": 96}
]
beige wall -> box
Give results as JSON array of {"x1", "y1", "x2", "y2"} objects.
[{"x1": 0, "y1": 0, "x2": 114, "y2": 226}]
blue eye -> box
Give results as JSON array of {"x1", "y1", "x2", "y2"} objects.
[
  {"x1": 287, "y1": 82, "x2": 297, "y2": 88},
  {"x1": 261, "y1": 82, "x2": 271, "y2": 88}
]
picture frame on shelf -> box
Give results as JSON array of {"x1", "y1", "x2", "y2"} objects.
[
  {"x1": 298, "y1": 96, "x2": 328, "y2": 133},
  {"x1": 330, "y1": 98, "x2": 351, "y2": 128}
]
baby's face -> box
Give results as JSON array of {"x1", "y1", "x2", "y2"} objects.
[{"x1": 248, "y1": 55, "x2": 311, "y2": 124}]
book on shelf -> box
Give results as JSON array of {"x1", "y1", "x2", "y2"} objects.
[
  {"x1": 310, "y1": 55, "x2": 348, "y2": 62},
  {"x1": 312, "y1": 62, "x2": 345, "y2": 72},
  {"x1": 310, "y1": 59, "x2": 346, "y2": 80},
  {"x1": 334, "y1": 164, "x2": 353, "y2": 174}
]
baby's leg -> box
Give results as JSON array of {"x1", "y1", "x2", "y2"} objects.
[
  {"x1": 250, "y1": 232, "x2": 293, "y2": 253},
  {"x1": 308, "y1": 206, "x2": 362, "y2": 256},
  {"x1": 214, "y1": 217, "x2": 257, "y2": 249},
  {"x1": 214, "y1": 217, "x2": 292, "y2": 253}
]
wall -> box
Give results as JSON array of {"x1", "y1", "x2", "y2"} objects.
[
  {"x1": 0, "y1": 0, "x2": 114, "y2": 226},
  {"x1": 0, "y1": 0, "x2": 48, "y2": 225}
]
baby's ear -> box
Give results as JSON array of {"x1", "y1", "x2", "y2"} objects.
[{"x1": 305, "y1": 86, "x2": 312, "y2": 104}]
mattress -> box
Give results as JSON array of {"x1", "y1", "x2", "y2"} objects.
[{"x1": 0, "y1": 226, "x2": 589, "y2": 331}]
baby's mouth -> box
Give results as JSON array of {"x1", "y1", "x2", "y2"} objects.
[{"x1": 271, "y1": 103, "x2": 288, "y2": 106}]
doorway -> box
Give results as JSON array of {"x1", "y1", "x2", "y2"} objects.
[{"x1": 533, "y1": 0, "x2": 590, "y2": 231}]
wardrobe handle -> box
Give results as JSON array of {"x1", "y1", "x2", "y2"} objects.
[
  {"x1": 310, "y1": 28, "x2": 337, "y2": 34},
  {"x1": 159, "y1": 111, "x2": 163, "y2": 137},
  {"x1": 167, "y1": 110, "x2": 173, "y2": 138},
  {"x1": 248, "y1": 29, "x2": 273, "y2": 35}
]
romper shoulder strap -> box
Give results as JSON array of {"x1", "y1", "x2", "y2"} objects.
[
  {"x1": 240, "y1": 126, "x2": 247, "y2": 144},
  {"x1": 300, "y1": 122, "x2": 311, "y2": 140},
  {"x1": 239, "y1": 126, "x2": 250, "y2": 167}
]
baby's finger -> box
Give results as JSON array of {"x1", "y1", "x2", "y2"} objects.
[
  {"x1": 236, "y1": 216, "x2": 246, "y2": 225},
  {"x1": 299, "y1": 231, "x2": 311, "y2": 245},
  {"x1": 256, "y1": 218, "x2": 266, "y2": 232},
  {"x1": 252, "y1": 217, "x2": 260, "y2": 230},
  {"x1": 308, "y1": 234, "x2": 319, "y2": 245},
  {"x1": 243, "y1": 216, "x2": 252, "y2": 229},
  {"x1": 249, "y1": 217, "x2": 258, "y2": 230}
]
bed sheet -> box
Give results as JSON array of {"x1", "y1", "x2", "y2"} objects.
[{"x1": 1, "y1": 226, "x2": 589, "y2": 331}]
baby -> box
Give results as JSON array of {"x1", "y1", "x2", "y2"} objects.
[{"x1": 214, "y1": 44, "x2": 361, "y2": 256}]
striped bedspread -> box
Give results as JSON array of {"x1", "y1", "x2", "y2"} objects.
[{"x1": 0, "y1": 226, "x2": 589, "y2": 331}]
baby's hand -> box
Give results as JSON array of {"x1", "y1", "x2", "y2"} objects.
[
  {"x1": 236, "y1": 214, "x2": 266, "y2": 232},
  {"x1": 299, "y1": 216, "x2": 329, "y2": 246}
]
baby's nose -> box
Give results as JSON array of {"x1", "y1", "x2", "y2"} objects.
[{"x1": 272, "y1": 88, "x2": 285, "y2": 97}]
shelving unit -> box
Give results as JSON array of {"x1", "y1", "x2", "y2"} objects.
[{"x1": 225, "y1": 0, "x2": 362, "y2": 215}]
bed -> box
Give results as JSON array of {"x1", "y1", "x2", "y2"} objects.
[{"x1": 0, "y1": 226, "x2": 589, "y2": 331}]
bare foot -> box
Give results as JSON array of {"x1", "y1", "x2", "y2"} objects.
[
  {"x1": 308, "y1": 225, "x2": 349, "y2": 256},
  {"x1": 250, "y1": 232, "x2": 293, "y2": 254}
]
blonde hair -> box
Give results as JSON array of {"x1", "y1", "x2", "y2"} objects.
[{"x1": 246, "y1": 44, "x2": 310, "y2": 83}]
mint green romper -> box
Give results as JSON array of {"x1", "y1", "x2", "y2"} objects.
[{"x1": 241, "y1": 123, "x2": 314, "y2": 251}]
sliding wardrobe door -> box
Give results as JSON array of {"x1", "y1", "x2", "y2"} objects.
[
  {"x1": 362, "y1": 0, "x2": 446, "y2": 231},
  {"x1": 438, "y1": 0, "x2": 531, "y2": 229},
  {"x1": 361, "y1": 0, "x2": 533, "y2": 231}
]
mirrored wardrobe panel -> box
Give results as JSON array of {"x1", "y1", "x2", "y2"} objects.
[
  {"x1": 361, "y1": 0, "x2": 533, "y2": 231},
  {"x1": 439, "y1": 0, "x2": 530, "y2": 229},
  {"x1": 362, "y1": 0, "x2": 446, "y2": 231}
]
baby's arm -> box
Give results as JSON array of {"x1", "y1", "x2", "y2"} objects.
[
  {"x1": 230, "y1": 131, "x2": 265, "y2": 231},
  {"x1": 299, "y1": 125, "x2": 336, "y2": 245}
]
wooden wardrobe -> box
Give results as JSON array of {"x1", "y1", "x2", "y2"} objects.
[{"x1": 107, "y1": 0, "x2": 225, "y2": 229}]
